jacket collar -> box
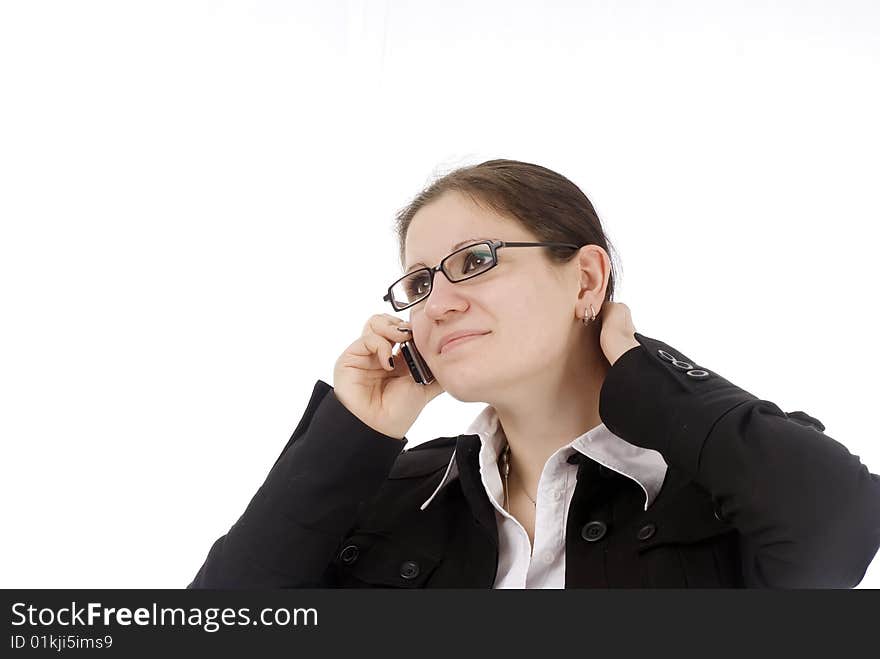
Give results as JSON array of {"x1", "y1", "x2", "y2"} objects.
[{"x1": 420, "y1": 403, "x2": 667, "y2": 512}]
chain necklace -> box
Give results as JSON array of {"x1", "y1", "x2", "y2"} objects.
[{"x1": 501, "y1": 443, "x2": 536, "y2": 513}]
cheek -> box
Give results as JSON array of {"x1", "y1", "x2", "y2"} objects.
[
  {"x1": 496, "y1": 286, "x2": 571, "y2": 348},
  {"x1": 495, "y1": 281, "x2": 550, "y2": 322},
  {"x1": 411, "y1": 322, "x2": 430, "y2": 354}
]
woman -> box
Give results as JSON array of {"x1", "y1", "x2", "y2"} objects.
[{"x1": 188, "y1": 159, "x2": 880, "y2": 588}]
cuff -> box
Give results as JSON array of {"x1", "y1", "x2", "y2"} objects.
[
  {"x1": 598, "y1": 332, "x2": 760, "y2": 476},
  {"x1": 257, "y1": 379, "x2": 409, "y2": 528}
]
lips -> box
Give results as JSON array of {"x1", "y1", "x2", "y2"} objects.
[{"x1": 438, "y1": 331, "x2": 490, "y2": 354}]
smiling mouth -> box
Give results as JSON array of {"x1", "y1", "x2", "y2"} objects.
[{"x1": 440, "y1": 333, "x2": 488, "y2": 354}]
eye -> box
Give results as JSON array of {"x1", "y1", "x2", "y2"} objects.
[
  {"x1": 462, "y1": 250, "x2": 491, "y2": 274},
  {"x1": 404, "y1": 272, "x2": 431, "y2": 297}
]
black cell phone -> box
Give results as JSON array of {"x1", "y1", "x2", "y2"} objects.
[{"x1": 399, "y1": 339, "x2": 435, "y2": 385}]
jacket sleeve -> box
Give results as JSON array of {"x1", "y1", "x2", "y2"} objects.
[
  {"x1": 598, "y1": 332, "x2": 880, "y2": 588},
  {"x1": 187, "y1": 379, "x2": 408, "y2": 588}
]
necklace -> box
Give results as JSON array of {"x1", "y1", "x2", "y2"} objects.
[{"x1": 501, "y1": 443, "x2": 536, "y2": 512}]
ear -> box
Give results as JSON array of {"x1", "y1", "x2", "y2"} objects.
[{"x1": 575, "y1": 245, "x2": 611, "y2": 316}]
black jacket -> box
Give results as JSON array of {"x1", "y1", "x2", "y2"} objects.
[{"x1": 188, "y1": 332, "x2": 880, "y2": 588}]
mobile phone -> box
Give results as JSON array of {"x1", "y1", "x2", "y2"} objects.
[{"x1": 399, "y1": 339, "x2": 435, "y2": 385}]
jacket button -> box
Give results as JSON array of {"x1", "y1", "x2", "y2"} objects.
[
  {"x1": 686, "y1": 369, "x2": 709, "y2": 379},
  {"x1": 580, "y1": 521, "x2": 607, "y2": 542},
  {"x1": 339, "y1": 544, "x2": 359, "y2": 565},
  {"x1": 657, "y1": 350, "x2": 676, "y2": 362},
  {"x1": 671, "y1": 359, "x2": 693, "y2": 370},
  {"x1": 637, "y1": 523, "x2": 657, "y2": 541},
  {"x1": 399, "y1": 560, "x2": 420, "y2": 580},
  {"x1": 713, "y1": 505, "x2": 725, "y2": 522}
]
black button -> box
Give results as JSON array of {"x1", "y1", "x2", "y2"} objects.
[
  {"x1": 399, "y1": 560, "x2": 420, "y2": 580},
  {"x1": 580, "y1": 521, "x2": 607, "y2": 542},
  {"x1": 687, "y1": 369, "x2": 710, "y2": 379},
  {"x1": 637, "y1": 523, "x2": 656, "y2": 541},
  {"x1": 339, "y1": 544, "x2": 359, "y2": 565},
  {"x1": 713, "y1": 505, "x2": 725, "y2": 522},
  {"x1": 566, "y1": 452, "x2": 585, "y2": 465}
]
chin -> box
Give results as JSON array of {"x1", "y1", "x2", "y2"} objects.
[
  {"x1": 435, "y1": 369, "x2": 493, "y2": 403},
  {"x1": 444, "y1": 388, "x2": 486, "y2": 404}
]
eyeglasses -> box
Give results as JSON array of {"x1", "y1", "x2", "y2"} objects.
[{"x1": 383, "y1": 239, "x2": 581, "y2": 311}]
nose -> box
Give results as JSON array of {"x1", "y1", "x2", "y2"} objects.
[{"x1": 423, "y1": 268, "x2": 469, "y2": 319}]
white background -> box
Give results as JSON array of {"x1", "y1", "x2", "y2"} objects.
[{"x1": 1, "y1": 0, "x2": 878, "y2": 588}]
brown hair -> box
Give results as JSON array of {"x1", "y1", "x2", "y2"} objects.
[{"x1": 392, "y1": 158, "x2": 621, "y2": 303}]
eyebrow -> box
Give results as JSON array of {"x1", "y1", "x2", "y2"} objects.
[{"x1": 405, "y1": 237, "x2": 493, "y2": 273}]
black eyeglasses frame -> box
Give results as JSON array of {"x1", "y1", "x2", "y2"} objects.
[{"x1": 382, "y1": 239, "x2": 581, "y2": 311}]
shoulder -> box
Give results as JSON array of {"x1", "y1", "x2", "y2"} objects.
[{"x1": 387, "y1": 436, "x2": 457, "y2": 480}]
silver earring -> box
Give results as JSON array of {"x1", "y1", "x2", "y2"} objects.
[{"x1": 582, "y1": 304, "x2": 596, "y2": 325}]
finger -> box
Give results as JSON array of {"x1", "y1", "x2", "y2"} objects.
[
  {"x1": 362, "y1": 313, "x2": 410, "y2": 336},
  {"x1": 368, "y1": 314, "x2": 412, "y2": 345},
  {"x1": 350, "y1": 315, "x2": 411, "y2": 371},
  {"x1": 342, "y1": 352, "x2": 382, "y2": 370},
  {"x1": 344, "y1": 330, "x2": 393, "y2": 362},
  {"x1": 360, "y1": 333, "x2": 396, "y2": 371},
  {"x1": 381, "y1": 313, "x2": 413, "y2": 336},
  {"x1": 378, "y1": 335, "x2": 394, "y2": 371}
]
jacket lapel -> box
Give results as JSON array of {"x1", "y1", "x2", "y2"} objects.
[{"x1": 454, "y1": 434, "x2": 499, "y2": 548}]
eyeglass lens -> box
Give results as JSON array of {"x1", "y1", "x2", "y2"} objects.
[{"x1": 391, "y1": 242, "x2": 495, "y2": 309}]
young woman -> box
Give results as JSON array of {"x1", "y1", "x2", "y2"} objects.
[{"x1": 189, "y1": 159, "x2": 880, "y2": 588}]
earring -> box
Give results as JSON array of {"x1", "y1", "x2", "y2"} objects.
[{"x1": 582, "y1": 304, "x2": 596, "y2": 325}]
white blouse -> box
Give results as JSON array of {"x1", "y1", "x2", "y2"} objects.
[{"x1": 420, "y1": 404, "x2": 668, "y2": 588}]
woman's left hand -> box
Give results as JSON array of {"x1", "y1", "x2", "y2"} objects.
[{"x1": 598, "y1": 301, "x2": 641, "y2": 366}]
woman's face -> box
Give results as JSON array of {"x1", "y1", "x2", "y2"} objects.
[{"x1": 403, "y1": 191, "x2": 589, "y2": 403}]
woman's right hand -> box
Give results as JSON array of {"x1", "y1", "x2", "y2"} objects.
[{"x1": 332, "y1": 314, "x2": 445, "y2": 440}]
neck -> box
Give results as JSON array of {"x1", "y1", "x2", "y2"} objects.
[{"x1": 495, "y1": 335, "x2": 610, "y2": 500}]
